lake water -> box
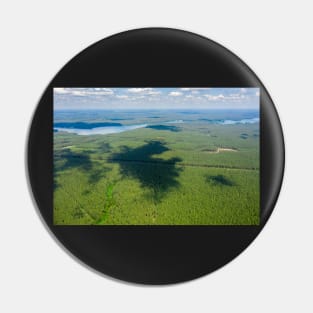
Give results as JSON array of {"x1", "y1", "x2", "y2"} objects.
[
  {"x1": 54, "y1": 124, "x2": 148, "y2": 135},
  {"x1": 164, "y1": 118, "x2": 260, "y2": 125},
  {"x1": 218, "y1": 117, "x2": 260, "y2": 125},
  {"x1": 54, "y1": 117, "x2": 259, "y2": 135},
  {"x1": 165, "y1": 120, "x2": 184, "y2": 124}
]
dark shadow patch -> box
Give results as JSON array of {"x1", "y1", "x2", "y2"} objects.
[
  {"x1": 206, "y1": 174, "x2": 235, "y2": 186},
  {"x1": 53, "y1": 175, "x2": 60, "y2": 191},
  {"x1": 87, "y1": 167, "x2": 109, "y2": 184},
  {"x1": 98, "y1": 142, "x2": 111, "y2": 153},
  {"x1": 55, "y1": 149, "x2": 93, "y2": 171},
  {"x1": 54, "y1": 149, "x2": 111, "y2": 187},
  {"x1": 146, "y1": 125, "x2": 181, "y2": 132},
  {"x1": 240, "y1": 133, "x2": 249, "y2": 139},
  {"x1": 109, "y1": 140, "x2": 182, "y2": 203},
  {"x1": 201, "y1": 148, "x2": 217, "y2": 152},
  {"x1": 72, "y1": 208, "x2": 85, "y2": 219}
]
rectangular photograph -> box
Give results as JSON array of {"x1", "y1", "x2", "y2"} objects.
[{"x1": 53, "y1": 88, "x2": 260, "y2": 225}]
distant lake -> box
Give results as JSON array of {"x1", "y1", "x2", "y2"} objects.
[
  {"x1": 53, "y1": 111, "x2": 259, "y2": 136},
  {"x1": 164, "y1": 118, "x2": 260, "y2": 125},
  {"x1": 54, "y1": 124, "x2": 148, "y2": 135},
  {"x1": 54, "y1": 118, "x2": 259, "y2": 135},
  {"x1": 165, "y1": 120, "x2": 184, "y2": 124},
  {"x1": 218, "y1": 117, "x2": 260, "y2": 125}
]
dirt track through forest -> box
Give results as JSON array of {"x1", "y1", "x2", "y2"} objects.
[{"x1": 107, "y1": 158, "x2": 258, "y2": 171}]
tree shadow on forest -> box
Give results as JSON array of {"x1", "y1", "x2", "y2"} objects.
[
  {"x1": 53, "y1": 176, "x2": 60, "y2": 191},
  {"x1": 145, "y1": 125, "x2": 181, "y2": 132},
  {"x1": 206, "y1": 174, "x2": 235, "y2": 187},
  {"x1": 109, "y1": 140, "x2": 182, "y2": 203},
  {"x1": 55, "y1": 149, "x2": 93, "y2": 171},
  {"x1": 54, "y1": 148, "x2": 111, "y2": 189},
  {"x1": 98, "y1": 142, "x2": 112, "y2": 153}
]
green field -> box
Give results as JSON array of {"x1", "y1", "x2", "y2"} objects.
[{"x1": 54, "y1": 110, "x2": 260, "y2": 225}]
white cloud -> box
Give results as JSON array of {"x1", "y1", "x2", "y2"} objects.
[
  {"x1": 54, "y1": 88, "x2": 114, "y2": 96},
  {"x1": 169, "y1": 91, "x2": 182, "y2": 97},
  {"x1": 181, "y1": 88, "x2": 211, "y2": 91},
  {"x1": 204, "y1": 94, "x2": 225, "y2": 101},
  {"x1": 203, "y1": 93, "x2": 249, "y2": 101},
  {"x1": 146, "y1": 90, "x2": 161, "y2": 95},
  {"x1": 126, "y1": 88, "x2": 160, "y2": 97},
  {"x1": 54, "y1": 88, "x2": 68, "y2": 94},
  {"x1": 127, "y1": 88, "x2": 153, "y2": 93},
  {"x1": 228, "y1": 93, "x2": 245, "y2": 100},
  {"x1": 90, "y1": 89, "x2": 114, "y2": 95},
  {"x1": 54, "y1": 87, "x2": 259, "y2": 110},
  {"x1": 71, "y1": 91, "x2": 86, "y2": 96}
]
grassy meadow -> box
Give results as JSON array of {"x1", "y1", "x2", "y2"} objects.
[{"x1": 53, "y1": 109, "x2": 260, "y2": 225}]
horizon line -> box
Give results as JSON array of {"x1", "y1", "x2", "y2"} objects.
[{"x1": 54, "y1": 108, "x2": 259, "y2": 111}]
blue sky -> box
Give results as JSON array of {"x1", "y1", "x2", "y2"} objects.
[{"x1": 54, "y1": 87, "x2": 259, "y2": 110}]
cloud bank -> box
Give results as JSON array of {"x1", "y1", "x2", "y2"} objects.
[{"x1": 54, "y1": 87, "x2": 259, "y2": 110}]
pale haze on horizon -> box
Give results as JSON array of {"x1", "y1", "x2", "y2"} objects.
[{"x1": 54, "y1": 87, "x2": 259, "y2": 111}]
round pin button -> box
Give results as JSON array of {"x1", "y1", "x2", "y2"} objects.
[{"x1": 27, "y1": 28, "x2": 284, "y2": 284}]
